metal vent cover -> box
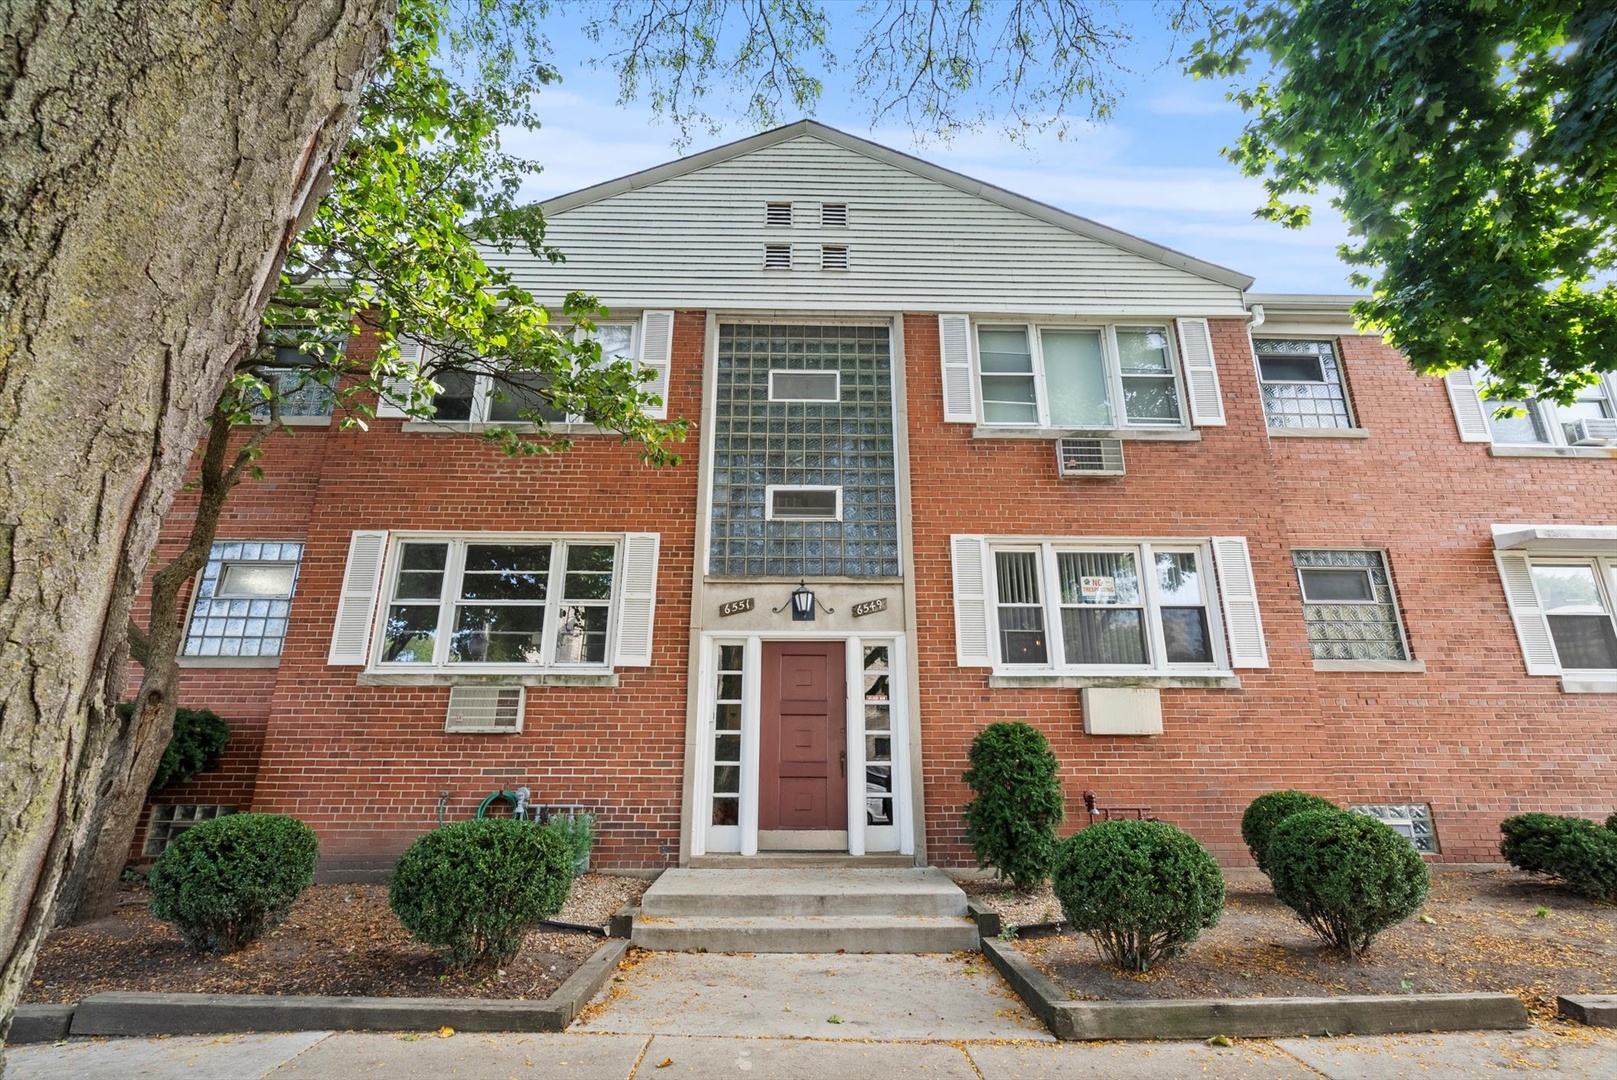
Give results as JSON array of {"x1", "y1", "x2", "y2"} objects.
[
  {"x1": 445, "y1": 685, "x2": 524, "y2": 733},
  {"x1": 1056, "y1": 437, "x2": 1126, "y2": 477},
  {"x1": 763, "y1": 244, "x2": 793, "y2": 270}
]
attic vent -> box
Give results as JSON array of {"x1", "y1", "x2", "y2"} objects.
[
  {"x1": 821, "y1": 203, "x2": 848, "y2": 227},
  {"x1": 820, "y1": 245, "x2": 849, "y2": 271},
  {"x1": 1056, "y1": 438, "x2": 1126, "y2": 477},
  {"x1": 765, "y1": 202, "x2": 793, "y2": 226},
  {"x1": 445, "y1": 685, "x2": 524, "y2": 733},
  {"x1": 763, "y1": 244, "x2": 793, "y2": 270}
]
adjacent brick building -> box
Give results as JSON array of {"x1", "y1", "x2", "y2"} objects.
[{"x1": 137, "y1": 121, "x2": 1617, "y2": 875}]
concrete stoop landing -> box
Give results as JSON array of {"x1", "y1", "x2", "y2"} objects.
[{"x1": 631, "y1": 866, "x2": 979, "y2": 953}]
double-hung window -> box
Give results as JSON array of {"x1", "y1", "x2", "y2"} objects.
[
  {"x1": 1450, "y1": 368, "x2": 1617, "y2": 448},
  {"x1": 975, "y1": 324, "x2": 1185, "y2": 429},
  {"x1": 1529, "y1": 560, "x2": 1617, "y2": 671},
  {"x1": 425, "y1": 323, "x2": 638, "y2": 424},
  {"x1": 377, "y1": 538, "x2": 618, "y2": 670},
  {"x1": 991, "y1": 542, "x2": 1218, "y2": 672}
]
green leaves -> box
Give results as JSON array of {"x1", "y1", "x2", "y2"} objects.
[{"x1": 1192, "y1": 0, "x2": 1617, "y2": 402}]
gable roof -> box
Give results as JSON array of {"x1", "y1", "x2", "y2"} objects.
[{"x1": 541, "y1": 119, "x2": 1255, "y2": 291}]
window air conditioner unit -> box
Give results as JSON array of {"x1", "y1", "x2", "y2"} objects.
[
  {"x1": 1570, "y1": 417, "x2": 1617, "y2": 445},
  {"x1": 445, "y1": 685, "x2": 524, "y2": 733},
  {"x1": 1056, "y1": 437, "x2": 1126, "y2": 477}
]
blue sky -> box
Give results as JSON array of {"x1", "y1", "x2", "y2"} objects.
[{"x1": 502, "y1": 7, "x2": 1358, "y2": 294}]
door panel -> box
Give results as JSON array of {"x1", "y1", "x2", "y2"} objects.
[{"x1": 760, "y1": 641, "x2": 847, "y2": 833}]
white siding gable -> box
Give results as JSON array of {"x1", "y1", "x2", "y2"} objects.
[{"x1": 515, "y1": 134, "x2": 1247, "y2": 317}]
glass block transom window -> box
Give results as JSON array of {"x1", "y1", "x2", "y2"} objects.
[
  {"x1": 1350, "y1": 803, "x2": 1438, "y2": 853},
  {"x1": 710, "y1": 324, "x2": 899, "y2": 577},
  {"x1": 1293, "y1": 549, "x2": 1410, "y2": 661},
  {"x1": 1257, "y1": 340, "x2": 1354, "y2": 429},
  {"x1": 143, "y1": 804, "x2": 236, "y2": 855},
  {"x1": 183, "y1": 541, "x2": 304, "y2": 658}
]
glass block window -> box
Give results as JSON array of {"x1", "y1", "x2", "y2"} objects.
[
  {"x1": 1257, "y1": 340, "x2": 1354, "y2": 429},
  {"x1": 249, "y1": 333, "x2": 343, "y2": 419},
  {"x1": 183, "y1": 541, "x2": 304, "y2": 659},
  {"x1": 143, "y1": 804, "x2": 236, "y2": 855},
  {"x1": 1293, "y1": 549, "x2": 1410, "y2": 661},
  {"x1": 709, "y1": 324, "x2": 899, "y2": 577},
  {"x1": 1350, "y1": 803, "x2": 1438, "y2": 853}
]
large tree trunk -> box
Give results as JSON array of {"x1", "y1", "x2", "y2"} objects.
[{"x1": 0, "y1": 0, "x2": 390, "y2": 1054}]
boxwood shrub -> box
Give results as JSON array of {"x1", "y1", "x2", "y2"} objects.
[
  {"x1": 1267, "y1": 809, "x2": 1429, "y2": 957},
  {"x1": 116, "y1": 702, "x2": 231, "y2": 792},
  {"x1": 1240, "y1": 790, "x2": 1335, "y2": 875},
  {"x1": 1501, "y1": 812, "x2": 1588, "y2": 875},
  {"x1": 389, "y1": 818, "x2": 573, "y2": 967},
  {"x1": 1052, "y1": 819, "x2": 1224, "y2": 972},
  {"x1": 148, "y1": 812, "x2": 317, "y2": 953},
  {"x1": 962, "y1": 722, "x2": 1064, "y2": 890},
  {"x1": 1501, "y1": 812, "x2": 1617, "y2": 902}
]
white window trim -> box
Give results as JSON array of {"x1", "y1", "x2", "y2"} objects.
[
  {"x1": 768, "y1": 368, "x2": 841, "y2": 402},
  {"x1": 973, "y1": 322, "x2": 1189, "y2": 433},
  {"x1": 1471, "y1": 371, "x2": 1617, "y2": 450},
  {"x1": 985, "y1": 538, "x2": 1229, "y2": 677},
  {"x1": 367, "y1": 532, "x2": 625, "y2": 676},
  {"x1": 1251, "y1": 337, "x2": 1358, "y2": 431},
  {"x1": 764, "y1": 484, "x2": 843, "y2": 522}
]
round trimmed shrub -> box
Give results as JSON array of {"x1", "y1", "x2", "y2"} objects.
[
  {"x1": 962, "y1": 722, "x2": 1065, "y2": 890},
  {"x1": 1240, "y1": 790, "x2": 1335, "y2": 875},
  {"x1": 1267, "y1": 809, "x2": 1429, "y2": 958},
  {"x1": 1605, "y1": 812, "x2": 1617, "y2": 834},
  {"x1": 1502, "y1": 813, "x2": 1617, "y2": 902},
  {"x1": 389, "y1": 819, "x2": 573, "y2": 967},
  {"x1": 148, "y1": 812, "x2": 317, "y2": 953},
  {"x1": 1053, "y1": 819, "x2": 1224, "y2": 973}
]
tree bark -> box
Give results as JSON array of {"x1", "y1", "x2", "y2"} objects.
[
  {"x1": 0, "y1": 0, "x2": 390, "y2": 1054},
  {"x1": 56, "y1": 409, "x2": 274, "y2": 925}
]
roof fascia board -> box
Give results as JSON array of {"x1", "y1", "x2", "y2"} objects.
[{"x1": 540, "y1": 119, "x2": 1255, "y2": 291}]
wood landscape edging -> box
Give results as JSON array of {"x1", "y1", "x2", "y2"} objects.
[
  {"x1": 980, "y1": 937, "x2": 1532, "y2": 1041},
  {"x1": 32, "y1": 938, "x2": 630, "y2": 1039}
]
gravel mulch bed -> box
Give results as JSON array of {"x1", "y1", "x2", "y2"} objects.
[
  {"x1": 960, "y1": 879, "x2": 1064, "y2": 928},
  {"x1": 1016, "y1": 869, "x2": 1617, "y2": 1021},
  {"x1": 25, "y1": 873, "x2": 648, "y2": 1005}
]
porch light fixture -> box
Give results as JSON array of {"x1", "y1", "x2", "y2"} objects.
[{"x1": 773, "y1": 579, "x2": 834, "y2": 622}]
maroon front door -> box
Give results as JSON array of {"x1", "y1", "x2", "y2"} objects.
[{"x1": 759, "y1": 641, "x2": 848, "y2": 831}]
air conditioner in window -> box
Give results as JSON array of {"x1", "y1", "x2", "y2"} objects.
[
  {"x1": 1570, "y1": 418, "x2": 1617, "y2": 445},
  {"x1": 445, "y1": 685, "x2": 524, "y2": 733},
  {"x1": 1056, "y1": 437, "x2": 1126, "y2": 477}
]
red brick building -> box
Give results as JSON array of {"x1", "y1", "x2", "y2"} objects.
[{"x1": 137, "y1": 122, "x2": 1617, "y2": 876}]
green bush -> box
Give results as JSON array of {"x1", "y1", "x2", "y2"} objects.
[
  {"x1": 541, "y1": 811, "x2": 595, "y2": 876},
  {"x1": 962, "y1": 722, "x2": 1065, "y2": 890},
  {"x1": 1267, "y1": 809, "x2": 1429, "y2": 957},
  {"x1": 1240, "y1": 790, "x2": 1336, "y2": 875},
  {"x1": 389, "y1": 819, "x2": 573, "y2": 967},
  {"x1": 1502, "y1": 813, "x2": 1617, "y2": 902},
  {"x1": 148, "y1": 813, "x2": 317, "y2": 953},
  {"x1": 116, "y1": 702, "x2": 231, "y2": 791},
  {"x1": 1605, "y1": 812, "x2": 1617, "y2": 834},
  {"x1": 1052, "y1": 819, "x2": 1224, "y2": 973}
]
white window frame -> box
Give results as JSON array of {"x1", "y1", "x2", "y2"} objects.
[
  {"x1": 368, "y1": 533, "x2": 624, "y2": 675},
  {"x1": 1474, "y1": 371, "x2": 1617, "y2": 447},
  {"x1": 768, "y1": 368, "x2": 841, "y2": 402},
  {"x1": 985, "y1": 539, "x2": 1227, "y2": 675},
  {"x1": 1525, "y1": 555, "x2": 1617, "y2": 675},
  {"x1": 764, "y1": 484, "x2": 843, "y2": 522},
  {"x1": 420, "y1": 323, "x2": 640, "y2": 427},
  {"x1": 973, "y1": 322, "x2": 1188, "y2": 431}
]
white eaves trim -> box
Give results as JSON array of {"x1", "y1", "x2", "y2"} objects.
[
  {"x1": 542, "y1": 120, "x2": 1255, "y2": 291},
  {"x1": 1492, "y1": 523, "x2": 1617, "y2": 554}
]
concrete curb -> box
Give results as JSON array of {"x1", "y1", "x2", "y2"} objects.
[
  {"x1": 981, "y1": 937, "x2": 1530, "y2": 1041},
  {"x1": 1559, "y1": 994, "x2": 1617, "y2": 1027},
  {"x1": 6, "y1": 1004, "x2": 75, "y2": 1045},
  {"x1": 67, "y1": 938, "x2": 630, "y2": 1037}
]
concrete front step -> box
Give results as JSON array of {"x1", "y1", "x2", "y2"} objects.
[
  {"x1": 641, "y1": 867, "x2": 967, "y2": 918},
  {"x1": 631, "y1": 914, "x2": 980, "y2": 954}
]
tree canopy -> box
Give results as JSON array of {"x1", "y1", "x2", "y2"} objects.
[{"x1": 1191, "y1": 0, "x2": 1617, "y2": 405}]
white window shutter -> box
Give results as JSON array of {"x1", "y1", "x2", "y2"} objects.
[
  {"x1": 950, "y1": 535, "x2": 994, "y2": 666},
  {"x1": 1494, "y1": 552, "x2": 1560, "y2": 675},
  {"x1": 1211, "y1": 536, "x2": 1268, "y2": 668},
  {"x1": 1443, "y1": 370, "x2": 1493, "y2": 442},
  {"x1": 328, "y1": 531, "x2": 388, "y2": 665},
  {"x1": 1175, "y1": 318, "x2": 1226, "y2": 426},
  {"x1": 613, "y1": 532, "x2": 661, "y2": 667},
  {"x1": 639, "y1": 311, "x2": 675, "y2": 420},
  {"x1": 376, "y1": 338, "x2": 424, "y2": 418},
  {"x1": 939, "y1": 314, "x2": 977, "y2": 423}
]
